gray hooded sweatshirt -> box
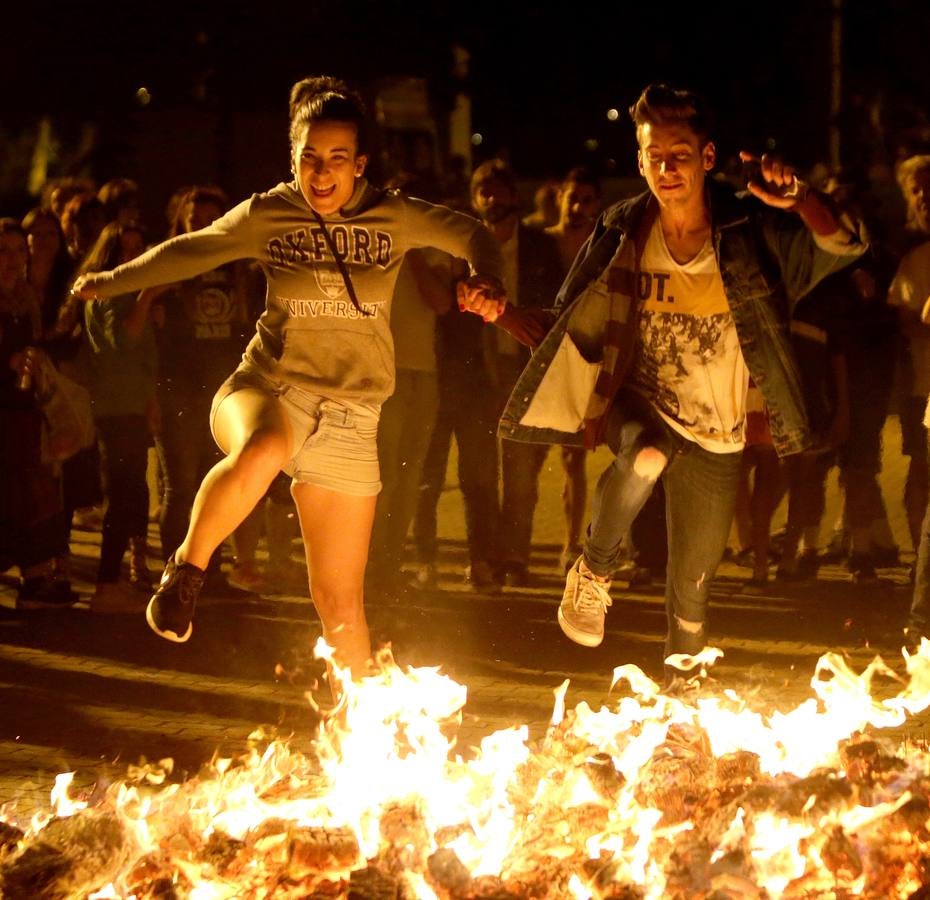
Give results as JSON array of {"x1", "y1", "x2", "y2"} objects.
[{"x1": 90, "y1": 179, "x2": 501, "y2": 404}]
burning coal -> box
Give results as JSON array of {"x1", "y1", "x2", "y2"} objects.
[{"x1": 4, "y1": 639, "x2": 930, "y2": 898}]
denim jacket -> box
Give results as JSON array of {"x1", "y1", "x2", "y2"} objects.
[{"x1": 498, "y1": 178, "x2": 866, "y2": 457}]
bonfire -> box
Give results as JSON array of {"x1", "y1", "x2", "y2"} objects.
[{"x1": 3, "y1": 639, "x2": 930, "y2": 899}]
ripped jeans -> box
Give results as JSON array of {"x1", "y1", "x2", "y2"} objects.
[{"x1": 584, "y1": 390, "x2": 742, "y2": 657}]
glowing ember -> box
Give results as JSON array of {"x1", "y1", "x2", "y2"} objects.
[{"x1": 3, "y1": 641, "x2": 930, "y2": 898}]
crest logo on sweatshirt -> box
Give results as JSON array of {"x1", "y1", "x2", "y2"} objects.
[{"x1": 313, "y1": 264, "x2": 345, "y2": 300}]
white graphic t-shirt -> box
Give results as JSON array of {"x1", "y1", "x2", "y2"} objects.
[{"x1": 630, "y1": 218, "x2": 749, "y2": 452}]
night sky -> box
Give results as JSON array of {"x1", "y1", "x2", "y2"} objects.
[{"x1": 3, "y1": 0, "x2": 930, "y2": 190}]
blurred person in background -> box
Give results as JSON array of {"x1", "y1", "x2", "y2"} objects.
[
  {"x1": 471, "y1": 159, "x2": 562, "y2": 588},
  {"x1": 74, "y1": 222, "x2": 162, "y2": 611},
  {"x1": 149, "y1": 186, "x2": 252, "y2": 591},
  {"x1": 412, "y1": 259, "x2": 503, "y2": 593},
  {"x1": 522, "y1": 180, "x2": 560, "y2": 230},
  {"x1": 43, "y1": 177, "x2": 96, "y2": 224},
  {"x1": 775, "y1": 271, "x2": 853, "y2": 581},
  {"x1": 546, "y1": 166, "x2": 603, "y2": 571},
  {"x1": 732, "y1": 379, "x2": 783, "y2": 586},
  {"x1": 23, "y1": 206, "x2": 100, "y2": 590},
  {"x1": 22, "y1": 208, "x2": 74, "y2": 335},
  {"x1": 97, "y1": 178, "x2": 141, "y2": 228},
  {"x1": 888, "y1": 156, "x2": 930, "y2": 564},
  {"x1": 60, "y1": 193, "x2": 106, "y2": 268},
  {"x1": 895, "y1": 197, "x2": 930, "y2": 646},
  {"x1": 366, "y1": 245, "x2": 450, "y2": 593},
  {"x1": 0, "y1": 219, "x2": 72, "y2": 607}
]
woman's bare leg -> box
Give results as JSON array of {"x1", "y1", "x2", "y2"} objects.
[
  {"x1": 292, "y1": 482, "x2": 376, "y2": 679},
  {"x1": 175, "y1": 388, "x2": 293, "y2": 570}
]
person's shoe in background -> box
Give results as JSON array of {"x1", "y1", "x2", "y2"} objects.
[
  {"x1": 466, "y1": 560, "x2": 502, "y2": 592},
  {"x1": 129, "y1": 536, "x2": 154, "y2": 591},
  {"x1": 848, "y1": 552, "x2": 878, "y2": 584},
  {"x1": 227, "y1": 560, "x2": 267, "y2": 594},
  {"x1": 265, "y1": 558, "x2": 308, "y2": 595},
  {"x1": 410, "y1": 562, "x2": 437, "y2": 591},
  {"x1": 795, "y1": 548, "x2": 821, "y2": 578},
  {"x1": 870, "y1": 544, "x2": 900, "y2": 568},
  {"x1": 91, "y1": 580, "x2": 141, "y2": 614},
  {"x1": 498, "y1": 563, "x2": 530, "y2": 589},
  {"x1": 18, "y1": 575, "x2": 79, "y2": 610}
]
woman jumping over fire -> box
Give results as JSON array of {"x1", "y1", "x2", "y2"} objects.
[{"x1": 72, "y1": 76, "x2": 503, "y2": 681}]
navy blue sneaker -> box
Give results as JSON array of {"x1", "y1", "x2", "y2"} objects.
[{"x1": 145, "y1": 556, "x2": 204, "y2": 642}]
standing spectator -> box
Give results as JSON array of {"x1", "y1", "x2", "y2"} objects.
[
  {"x1": 97, "y1": 178, "x2": 142, "y2": 228},
  {"x1": 545, "y1": 167, "x2": 602, "y2": 571},
  {"x1": 776, "y1": 274, "x2": 853, "y2": 580},
  {"x1": 0, "y1": 220, "x2": 71, "y2": 607},
  {"x1": 522, "y1": 180, "x2": 560, "y2": 230},
  {"x1": 43, "y1": 177, "x2": 96, "y2": 224},
  {"x1": 820, "y1": 179, "x2": 900, "y2": 573},
  {"x1": 471, "y1": 159, "x2": 562, "y2": 587},
  {"x1": 22, "y1": 208, "x2": 73, "y2": 335},
  {"x1": 888, "y1": 156, "x2": 930, "y2": 560},
  {"x1": 367, "y1": 246, "x2": 451, "y2": 593},
  {"x1": 734, "y1": 380, "x2": 783, "y2": 586},
  {"x1": 60, "y1": 194, "x2": 106, "y2": 268},
  {"x1": 412, "y1": 264, "x2": 503, "y2": 593},
  {"x1": 23, "y1": 207, "x2": 97, "y2": 591},
  {"x1": 77, "y1": 223, "x2": 161, "y2": 610},
  {"x1": 150, "y1": 186, "x2": 252, "y2": 580}
]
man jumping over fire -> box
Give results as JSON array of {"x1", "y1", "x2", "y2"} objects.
[{"x1": 461, "y1": 83, "x2": 866, "y2": 677}]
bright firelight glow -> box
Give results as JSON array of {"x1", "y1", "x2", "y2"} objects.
[{"x1": 6, "y1": 640, "x2": 930, "y2": 898}]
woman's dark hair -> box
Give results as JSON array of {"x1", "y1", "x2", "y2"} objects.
[
  {"x1": 77, "y1": 221, "x2": 146, "y2": 275},
  {"x1": 168, "y1": 185, "x2": 229, "y2": 237},
  {"x1": 22, "y1": 207, "x2": 74, "y2": 330},
  {"x1": 288, "y1": 75, "x2": 367, "y2": 155},
  {"x1": 97, "y1": 177, "x2": 140, "y2": 224}
]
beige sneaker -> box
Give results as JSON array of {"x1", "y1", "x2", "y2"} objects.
[{"x1": 558, "y1": 556, "x2": 612, "y2": 647}]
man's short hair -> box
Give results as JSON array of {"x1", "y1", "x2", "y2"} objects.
[
  {"x1": 629, "y1": 83, "x2": 712, "y2": 147},
  {"x1": 470, "y1": 158, "x2": 516, "y2": 197},
  {"x1": 896, "y1": 155, "x2": 930, "y2": 194},
  {"x1": 562, "y1": 165, "x2": 601, "y2": 196}
]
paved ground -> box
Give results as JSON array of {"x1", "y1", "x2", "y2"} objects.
[{"x1": 0, "y1": 519, "x2": 920, "y2": 824}]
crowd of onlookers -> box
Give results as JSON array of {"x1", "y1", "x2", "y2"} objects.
[
  {"x1": 2, "y1": 148, "x2": 930, "y2": 611},
  {"x1": 0, "y1": 175, "x2": 302, "y2": 611}
]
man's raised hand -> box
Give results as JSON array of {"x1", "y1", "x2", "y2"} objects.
[{"x1": 740, "y1": 151, "x2": 808, "y2": 210}]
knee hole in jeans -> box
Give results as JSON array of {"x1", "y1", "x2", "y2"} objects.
[
  {"x1": 632, "y1": 447, "x2": 667, "y2": 482},
  {"x1": 675, "y1": 616, "x2": 705, "y2": 635}
]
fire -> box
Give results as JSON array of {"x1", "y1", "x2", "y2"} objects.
[{"x1": 3, "y1": 641, "x2": 930, "y2": 898}]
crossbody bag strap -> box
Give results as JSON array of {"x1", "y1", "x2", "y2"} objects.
[{"x1": 309, "y1": 208, "x2": 371, "y2": 317}]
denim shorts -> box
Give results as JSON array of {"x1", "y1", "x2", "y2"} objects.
[{"x1": 211, "y1": 366, "x2": 382, "y2": 496}]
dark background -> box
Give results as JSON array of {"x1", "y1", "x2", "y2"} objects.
[{"x1": 2, "y1": 0, "x2": 929, "y2": 218}]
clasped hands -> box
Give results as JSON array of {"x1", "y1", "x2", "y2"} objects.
[{"x1": 456, "y1": 274, "x2": 507, "y2": 323}]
